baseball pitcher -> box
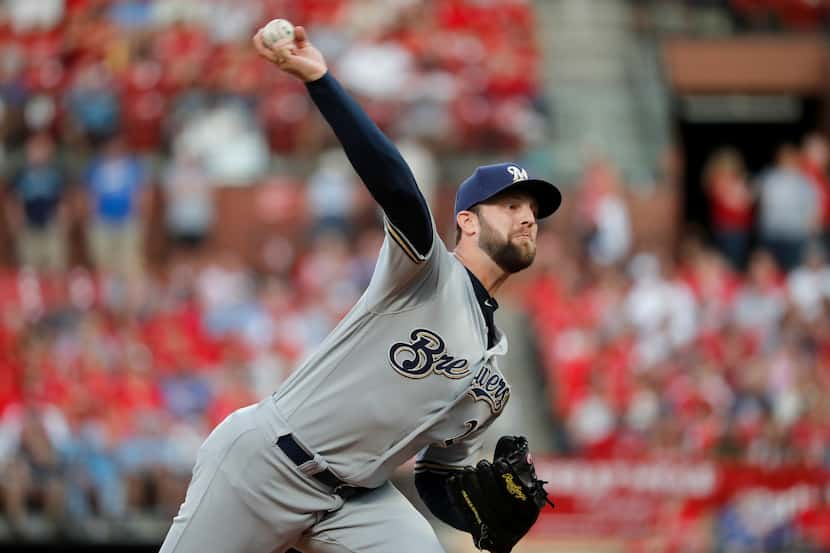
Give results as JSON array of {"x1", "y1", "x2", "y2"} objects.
[{"x1": 159, "y1": 21, "x2": 559, "y2": 553}]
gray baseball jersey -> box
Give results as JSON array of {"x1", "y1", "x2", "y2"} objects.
[
  {"x1": 160, "y1": 218, "x2": 511, "y2": 553},
  {"x1": 273, "y1": 217, "x2": 510, "y2": 487}
]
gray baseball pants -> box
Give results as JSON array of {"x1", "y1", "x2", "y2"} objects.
[{"x1": 158, "y1": 399, "x2": 445, "y2": 553}]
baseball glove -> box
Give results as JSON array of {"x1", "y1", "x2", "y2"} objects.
[{"x1": 445, "y1": 435, "x2": 554, "y2": 553}]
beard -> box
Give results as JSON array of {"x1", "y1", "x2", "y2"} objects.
[{"x1": 478, "y1": 215, "x2": 536, "y2": 273}]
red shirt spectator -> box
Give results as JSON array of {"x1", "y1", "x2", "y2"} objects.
[{"x1": 704, "y1": 150, "x2": 754, "y2": 232}]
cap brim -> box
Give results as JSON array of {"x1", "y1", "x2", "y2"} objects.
[{"x1": 503, "y1": 179, "x2": 562, "y2": 219}]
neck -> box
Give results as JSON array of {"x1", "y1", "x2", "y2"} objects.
[{"x1": 453, "y1": 243, "x2": 510, "y2": 296}]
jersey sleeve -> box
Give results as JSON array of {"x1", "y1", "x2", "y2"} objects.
[{"x1": 364, "y1": 214, "x2": 451, "y2": 312}]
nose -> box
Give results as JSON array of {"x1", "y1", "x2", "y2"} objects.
[{"x1": 518, "y1": 204, "x2": 536, "y2": 227}]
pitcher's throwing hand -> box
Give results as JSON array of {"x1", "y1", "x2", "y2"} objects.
[{"x1": 253, "y1": 21, "x2": 327, "y2": 82}]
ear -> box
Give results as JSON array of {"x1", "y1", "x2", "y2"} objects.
[{"x1": 456, "y1": 210, "x2": 479, "y2": 239}]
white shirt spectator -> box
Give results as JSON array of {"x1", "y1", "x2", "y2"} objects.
[
  {"x1": 398, "y1": 139, "x2": 438, "y2": 207},
  {"x1": 733, "y1": 285, "x2": 786, "y2": 341},
  {"x1": 162, "y1": 154, "x2": 214, "y2": 239},
  {"x1": 757, "y1": 163, "x2": 818, "y2": 240},
  {"x1": 625, "y1": 254, "x2": 698, "y2": 366},
  {"x1": 568, "y1": 392, "x2": 615, "y2": 447},
  {"x1": 588, "y1": 194, "x2": 631, "y2": 266},
  {"x1": 196, "y1": 254, "x2": 255, "y2": 311},
  {"x1": 626, "y1": 386, "x2": 660, "y2": 431},
  {"x1": 337, "y1": 41, "x2": 414, "y2": 100},
  {"x1": 0, "y1": 404, "x2": 70, "y2": 465},
  {"x1": 787, "y1": 245, "x2": 830, "y2": 322},
  {"x1": 176, "y1": 102, "x2": 269, "y2": 186},
  {"x1": 5, "y1": 0, "x2": 64, "y2": 32},
  {"x1": 198, "y1": 0, "x2": 262, "y2": 43}
]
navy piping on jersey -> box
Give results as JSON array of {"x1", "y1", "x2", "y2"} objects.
[
  {"x1": 465, "y1": 268, "x2": 499, "y2": 349},
  {"x1": 306, "y1": 72, "x2": 432, "y2": 257}
]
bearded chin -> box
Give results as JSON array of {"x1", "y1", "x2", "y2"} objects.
[
  {"x1": 477, "y1": 214, "x2": 536, "y2": 273},
  {"x1": 482, "y1": 240, "x2": 535, "y2": 273}
]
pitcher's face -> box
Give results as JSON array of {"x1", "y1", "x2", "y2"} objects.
[{"x1": 476, "y1": 191, "x2": 538, "y2": 273}]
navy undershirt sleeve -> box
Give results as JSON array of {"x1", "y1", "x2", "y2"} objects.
[
  {"x1": 414, "y1": 470, "x2": 472, "y2": 532},
  {"x1": 306, "y1": 72, "x2": 432, "y2": 257}
]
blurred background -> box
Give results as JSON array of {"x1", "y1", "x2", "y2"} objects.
[{"x1": 0, "y1": 0, "x2": 829, "y2": 552}]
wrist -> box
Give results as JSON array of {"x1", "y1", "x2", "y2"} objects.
[{"x1": 304, "y1": 68, "x2": 328, "y2": 83}]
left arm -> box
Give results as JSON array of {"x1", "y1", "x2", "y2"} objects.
[{"x1": 415, "y1": 467, "x2": 473, "y2": 531}]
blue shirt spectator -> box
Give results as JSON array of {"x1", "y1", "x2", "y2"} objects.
[
  {"x1": 66, "y1": 64, "x2": 120, "y2": 142},
  {"x1": 160, "y1": 371, "x2": 212, "y2": 420},
  {"x1": 85, "y1": 140, "x2": 146, "y2": 225},
  {"x1": 10, "y1": 134, "x2": 65, "y2": 228},
  {"x1": 108, "y1": 0, "x2": 152, "y2": 29}
]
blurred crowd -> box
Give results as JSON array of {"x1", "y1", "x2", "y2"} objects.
[
  {"x1": 0, "y1": 0, "x2": 546, "y2": 278},
  {"x1": 526, "y1": 143, "x2": 830, "y2": 552},
  {"x1": 0, "y1": 0, "x2": 545, "y2": 161},
  {"x1": 0, "y1": 239, "x2": 384, "y2": 539},
  {"x1": 528, "y1": 137, "x2": 830, "y2": 468},
  {"x1": 1, "y1": 0, "x2": 830, "y2": 551},
  {"x1": 704, "y1": 134, "x2": 829, "y2": 274}
]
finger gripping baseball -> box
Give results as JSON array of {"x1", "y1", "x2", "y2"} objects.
[{"x1": 445, "y1": 436, "x2": 554, "y2": 553}]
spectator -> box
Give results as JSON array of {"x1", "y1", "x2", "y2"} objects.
[
  {"x1": 703, "y1": 148, "x2": 754, "y2": 271},
  {"x1": 5, "y1": 0, "x2": 64, "y2": 33},
  {"x1": 195, "y1": 251, "x2": 258, "y2": 337},
  {"x1": 116, "y1": 410, "x2": 171, "y2": 515},
  {"x1": 65, "y1": 63, "x2": 121, "y2": 146},
  {"x1": 161, "y1": 151, "x2": 214, "y2": 257},
  {"x1": 757, "y1": 144, "x2": 818, "y2": 271},
  {"x1": 787, "y1": 242, "x2": 830, "y2": 323},
  {"x1": 624, "y1": 252, "x2": 698, "y2": 367},
  {"x1": 800, "y1": 133, "x2": 830, "y2": 253},
  {"x1": 337, "y1": 39, "x2": 415, "y2": 100},
  {"x1": 157, "y1": 418, "x2": 204, "y2": 516},
  {"x1": 577, "y1": 158, "x2": 632, "y2": 267},
  {"x1": 63, "y1": 417, "x2": 125, "y2": 525},
  {"x1": 306, "y1": 147, "x2": 358, "y2": 233},
  {"x1": 397, "y1": 138, "x2": 439, "y2": 207},
  {"x1": 732, "y1": 249, "x2": 786, "y2": 344},
  {"x1": 83, "y1": 135, "x2": 149, "y2": 279},
  {"x1": 204, "y1": 361, "x2": 255, "y2": 430},
  {"x1": 5, "y1": 133, "x2": 69, "y2": 273},
  {"x1": 0, "y1": 405, "x2": 69, "y2": 538},
  {"x1": 173, "y1": 101, "x2": 269, "y2": 186},
  {"x1": 198, "y1": 0, "x2": 263, "y2": 43},
  {"x1": 159, "y1": 365, "x2": 212, "y2": 421},
  {"x1": 566, "y1": 370, "x2": 616, "y2": 457}
]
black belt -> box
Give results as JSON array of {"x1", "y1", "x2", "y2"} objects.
[{"x1": 276, "y1": 434, "x2": 364, "y2": 499}]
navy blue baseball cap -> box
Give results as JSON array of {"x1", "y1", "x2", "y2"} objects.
[{"x1": 454, "y1": 163, "x2": 562, "y2": 219}]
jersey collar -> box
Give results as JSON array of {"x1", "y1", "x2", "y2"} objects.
[
  {"x1": 465, "y1": 268, "x2": 500, "y2": 349},
  {"x1": 464, "y1": 268, "x2": 499, "y2": 312}
]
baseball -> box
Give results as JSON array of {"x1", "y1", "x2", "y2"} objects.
[{"x1": 262, "y1": 18, "x2": 295, "y2": 47}]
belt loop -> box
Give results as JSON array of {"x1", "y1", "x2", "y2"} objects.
[{"x1": 297, "y1": 453, "x2": 329, "y2": 477}]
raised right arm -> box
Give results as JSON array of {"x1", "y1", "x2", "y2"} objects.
[{"x1": 253, "y1": 25, "x2": 432, "y2": 259}]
